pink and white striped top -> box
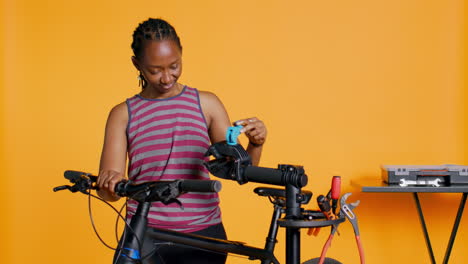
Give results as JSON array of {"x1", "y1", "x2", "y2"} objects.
[{"x1": 125, "y1": 86, "x2": 221, "y2": 232}]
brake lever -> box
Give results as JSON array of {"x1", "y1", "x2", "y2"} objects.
[
  {"x1": 53, "y1": 185, "x2": 72, "y2": 192},
  {"x1": 53, "y1": 176, "x2": 95, "y2": 194}
]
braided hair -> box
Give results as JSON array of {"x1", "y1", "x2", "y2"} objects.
[
  {"x1": 132, "y1": 18, "x2": 182, "y2": 88},
  {"x1": 131, "y1": 18, "x2": 182, "y2": 59}
]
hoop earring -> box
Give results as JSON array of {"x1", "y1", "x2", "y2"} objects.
[{"x1": 138, "y1": 72, "x2": 147, "y2": 88}]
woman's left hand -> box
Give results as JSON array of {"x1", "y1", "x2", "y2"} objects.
[{"x1": 234, "y1": 117, "x2": 267, "y2": 147}]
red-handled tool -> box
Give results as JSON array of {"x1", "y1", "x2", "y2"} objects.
[
  {"x1": 330, "y1": 176, "x2": 341, "y2": 214},
  {"x1": 309, "y1": 177, "x2": 341, "y2": 237}
]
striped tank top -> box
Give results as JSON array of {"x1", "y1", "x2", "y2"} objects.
[{"x1": 125, "y1": 86, "x2": 221, "y2": 233}]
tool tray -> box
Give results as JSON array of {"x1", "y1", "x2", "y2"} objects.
[
  {"x1": 278, "y1": 215, "x2": 345, "y2": 228},
  {"x1": 254, "y1": 187, "x2": 345, "y2": 228},
  {"x1": 382, "y1": 165, "x2": 468, "y2": 186}
]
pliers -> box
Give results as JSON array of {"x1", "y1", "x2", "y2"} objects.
[
  {"x1": 317, "y1": 193, "x2": 365, "y2": 264},
  {"x1": 317, "y1": 219, "x2": 340, "y2": 264},
  {"x1": 340, "y1": 192, "x2": 365, "y2": 264}
]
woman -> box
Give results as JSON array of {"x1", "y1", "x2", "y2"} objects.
[{"x1": 96, "y1": 18, "x2": 267, "y2": 264}]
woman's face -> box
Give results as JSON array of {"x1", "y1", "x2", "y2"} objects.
[{"x1": 134, "y1": 39, "x2": 182, "y2": 95}]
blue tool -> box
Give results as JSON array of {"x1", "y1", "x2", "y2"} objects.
[{"x1": 226, "y1": 125, "x2": 243, "y2": 145}]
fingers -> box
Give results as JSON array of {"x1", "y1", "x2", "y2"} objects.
[
  {"x1": 97, "y1": 170, "x2": 124, "y2": 195},
  {"x1": 233, "y1": 117, "x2": 267, "y2": 146},
  {"x1": 233, "y1": 117, "x2": 253, "y2": 126}
]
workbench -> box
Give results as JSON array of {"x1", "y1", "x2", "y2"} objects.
[{"x1": 353, "y1": 180, "x2": 468, "y2": 264}]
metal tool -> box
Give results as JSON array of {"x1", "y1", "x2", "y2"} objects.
[
  {"x1": 399, "y1": 178, "x2": 441, "y2": 187},
  {"x1": 317, "y1": 222, "x2": 339, "y2": 264},
  {"x1": 310, "y1": 177, "x2": 342, "y2": 237},
  {"x1": 340, "y1": 193, "x2": 365, "y2": 264},
  {"x1": 317, "y1": 192, "x2": 365, "y2": 264},
  {"x1": 317, "y1": 195, "x2": 340, "y2": 235}
]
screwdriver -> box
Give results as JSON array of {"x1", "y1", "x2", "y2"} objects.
[{"x1": 330, "y1": 176, "x2": 341, "y2": 215}]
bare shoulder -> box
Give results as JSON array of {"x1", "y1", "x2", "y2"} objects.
[
  {"x1": 111, "y1": 101, "x2": 127, "y2": 112},
  {"x1": 107, "y1": 102, "x2": 129, "y2": 126},
  {"x1": 110, "y1": 102, "x2": 128, "y2": 115},
  {"x1": 199, "y1": 90, "x2": 222, "y2": 105},
  {"x1": 198, "y1": 90, "x2": 230, "y2": 133},
  {"x1": 198, "y1": 90, "x2": 227, "y2": 114}
]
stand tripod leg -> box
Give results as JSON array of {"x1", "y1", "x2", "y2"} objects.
[
  {"x1": 413, "y1": 192, "x2": 436, "y2": 264},
  {"x1": 442, "y1": 193, "x2": 467, "y2": 264}
]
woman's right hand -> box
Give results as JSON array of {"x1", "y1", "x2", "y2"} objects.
[{"x1": 97, "y1": 170, "x2": 125, "y2": 201}]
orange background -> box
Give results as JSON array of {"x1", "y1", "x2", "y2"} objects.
[{"x1": 1, "y1": 0, "x2": 467, "y2": 263}]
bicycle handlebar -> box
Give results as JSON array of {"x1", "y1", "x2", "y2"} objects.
[
  {"x1": 179, "y1": 179, "x2": 222, "y2": 192},
  {"x1": 243, "y1": 165, "x2": 308, "y2": 188},
  {"x1": 115, "y1": 178, "x2": 222, "y2": 196},
  {"x1": 56, "y1": 170, "x2": 222, "y2": 202},
  {"x1": 204, "y1": 142, "x2": 308, "y2": 188},
  {"x1": 64, "y1": 170, "x2": 96, "y2": 181}
]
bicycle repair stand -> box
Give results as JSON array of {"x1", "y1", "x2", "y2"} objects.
[{"x1": 205, "y1": 141, "x2": 345, "y2": 264}]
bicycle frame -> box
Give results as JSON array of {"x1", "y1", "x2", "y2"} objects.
[
  {"x1": 56, "y1": 141, "x2": 345, "y2": 264},
  {"x1": 115, "y1": 198, "x2": 280, "y2": 264},
  {"x1": 114, "y1": 183, "x2": 344, "y2": 264}
]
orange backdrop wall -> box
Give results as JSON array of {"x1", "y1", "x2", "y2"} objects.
[{"x1": 1, "y1": 0, "x2": 467, "y2": 263}]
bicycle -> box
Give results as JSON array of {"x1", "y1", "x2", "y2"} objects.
[{"x1": 54, "y1": 141, "x2": 357, "y2": 264}]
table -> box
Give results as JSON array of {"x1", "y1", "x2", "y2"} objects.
[{"x1": 354, "y1": 180, "x2": 468, "y2": 264}]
